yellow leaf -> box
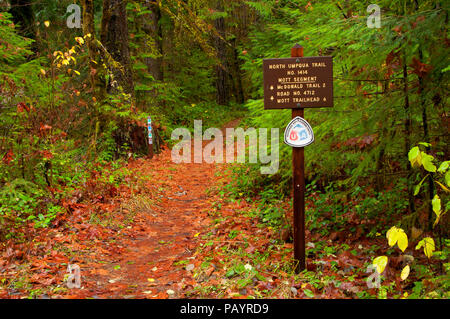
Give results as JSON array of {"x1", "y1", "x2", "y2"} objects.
[
  {"x1": 75, "y1": 37, "x2": 85, "y2": 45},
  {"x1": 387, "y1": 226, "x2": 399, "y2": 247},
  {"x1": 44, "y1": 21, "x2": 50, "y2": 27},
  {"x1": 387, "y1": 226, "x2": 408, "y2": 252},
  {"x1": 408, "y1": 147, "x2": 422, "y2": 168},
  {"x1": 435, "y1": 181, "x2": 450, "y2": 193},
  {"x1": 433, "y1": 214, "x2": 442, "y2": 228},
  {"x1": 194, "y1": 232, "x2": 200, "y2": 238},
  {"x1": 416, "y1": 237, "x2": 435, "y2": 259},
  {"x1": 432, "y1": 195, "x2": 442, "y2": 228},
  {"x1": 373, "y1": 256, "x2": 388, "y2": 274},
  {"x1": 432, "y1": 195, "x2": 441, "y2": 215},
  {"x1": 147, "y1": 278, "x2": 155, "y2": 282},
  {"x1": 400, "y1": 265, "x2": 410, "y2": 281},
  {"x1": 397, "y1": 229, "x2": 408, "y2": 252}
]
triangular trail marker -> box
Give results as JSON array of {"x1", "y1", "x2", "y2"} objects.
[{"x1": 284, "y1": 116, "x2": 314, "y2": 148}]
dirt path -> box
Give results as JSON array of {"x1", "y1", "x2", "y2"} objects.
[
  {"x1": 68, "y1": 149, "x2": 216, "y2": 298},
  {"x1": 63, "y1": 120, "x2": 242, "y2": 299}
]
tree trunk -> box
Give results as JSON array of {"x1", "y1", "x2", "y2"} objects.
[
  {"x1": 101, "y1": 0, "x2": 134, "y2": 97},
  {"x1": 418, "y1": 49, "x2": 435, "y2": 228},
  {"x1": 230, "y1": 38, "x2": 244, "y2": 104},
  {"x1": 81, "y1": 0, "x2": 102, "y2": 158},
  {"x1": 213, "y1": 0, "x2": 230, "y2": 106},
  {"x1": 143, "y1": 0, "x2": 163, "y2": 82},
  {"x1": 81, "y1": 0, "x2": 99, "y2": 96},
  {"x1": 403, "y1": 53, "x2": 414, "y2": 214}
]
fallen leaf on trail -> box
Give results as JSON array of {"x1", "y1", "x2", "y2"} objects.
[
  {"x1": 91, "y1": 269, "x2": 109, "y2": 276},
  {"x1": 186, "y1": 264, "x2": 195, "y2": 271},
  {"x1": 245, "y1": 246, "x2": 255, "y2": 254}
]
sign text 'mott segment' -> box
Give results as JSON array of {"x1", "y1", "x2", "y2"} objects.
[{"x1": 263, "y1": 56, "x2": 333, "y2": 109}]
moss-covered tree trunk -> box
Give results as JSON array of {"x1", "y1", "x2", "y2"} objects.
[
  {"x1": 81, "y1": 0, "x2": 101, "y2": 98},
  {"x1": 80, "y1": 0, "x2": 102, "y2": 157},
  {"x1": 101, "y1": 0, "x2": 134, "y2": 98}
]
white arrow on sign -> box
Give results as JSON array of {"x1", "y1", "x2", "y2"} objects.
[{"x1": 284, "y1": 116, "x2": 314, "y2": 148}]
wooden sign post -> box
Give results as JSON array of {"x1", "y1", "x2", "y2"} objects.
[{"x1": 263, "y1": 44, "x2": 333, "y2": 272}]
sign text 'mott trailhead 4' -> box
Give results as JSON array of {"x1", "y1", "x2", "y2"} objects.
[{"x1": 263, "y1": 44, "x2": 333, "y2": 272}]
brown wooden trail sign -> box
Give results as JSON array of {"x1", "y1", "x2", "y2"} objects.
[
  {"x1": 263, "y1": 56, "x2": 333, "y2": 109},
  {"x1": 263, "y1": 44, "x2": 333, "y2": 273}
]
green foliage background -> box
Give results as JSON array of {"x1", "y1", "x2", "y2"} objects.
[{"x1": 238, "y1": 0, "x2": 448, "y2": 196}]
